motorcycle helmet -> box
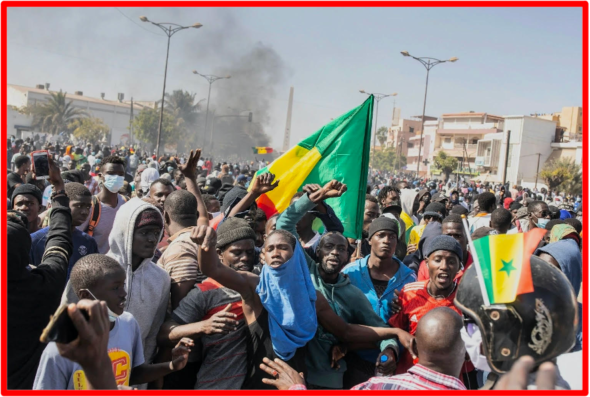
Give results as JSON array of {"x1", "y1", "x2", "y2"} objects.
[{"x1": 455, "y1": 255, "x2": 578, "y2": 374}]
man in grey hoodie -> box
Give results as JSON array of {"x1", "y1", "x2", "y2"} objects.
[{"x1": 107, "y1": 198, "x2": 171, "y2": 366}]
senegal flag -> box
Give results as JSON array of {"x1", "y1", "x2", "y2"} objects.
[
  {"x1": 471, "y1": 228, "x2": 546, "y2": 304},
  {"x1": 252, "y1": 96, "x2": 373, "y2": 239},
  {"x1": 253, "y1": 147, "x2": 273, "y2": 154}
]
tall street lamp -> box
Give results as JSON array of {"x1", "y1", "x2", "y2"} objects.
[
  {"x1": 359, "y1": 90, "x2": 397, "y2": 166},
  {"x1": 140, "y1": 16, "x2": 202, "y2": 158},
  {"x1": 401, "y1": 51, "x2": 457, "y2": 176},
  {"x1": 193, "y1": 70, "x2": 231, "y2": 149}
]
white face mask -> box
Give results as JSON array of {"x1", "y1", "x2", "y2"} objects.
[
  {"x1": 102, "y1": 174, "x2": 125, "y2": 193},
  {"x1": 83, "y1": 289, "x2": 121, "y2": 323},
  {"x1": 460, "y1": 323, "x2": 492, "y2": 372}
]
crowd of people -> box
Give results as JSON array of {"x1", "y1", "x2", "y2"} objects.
[{"x1": 5, "y1": 136, "x2": 584, "y2": 390}]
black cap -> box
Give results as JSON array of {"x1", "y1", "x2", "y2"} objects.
[
  {"x1": 424, "y1": 235, "x2": 463, "y2": 260},
  {"x1": 368, "y1": 217, "x2": 400, "y2": 240},
  {"x1": 432, "y1": 192, "x2": 449, "y2": 203}
]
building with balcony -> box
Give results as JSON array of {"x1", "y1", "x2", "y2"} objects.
[
  {"x1": 475, "y1": 115, "x2": 557, "y2": 188},
  {"x1": 405, "y1": 120, "x2": 438, "y2": 174},
  {"x1": 7, "y1": 84, "x2": 156, "y2": 145},
  {"x1": 534, "y1": 106, "x2": 582, "y2": 142},
  {"x1": 429, "y1": 112, "x2": 504, "y2": 179}
]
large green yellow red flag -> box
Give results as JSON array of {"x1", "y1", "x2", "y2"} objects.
[
  {"x1": 471, "y1": 228, "x2": 546, "y2": 304},
  {"x1": 252, "y1": 95, "x2": 374, "y2": 239}
]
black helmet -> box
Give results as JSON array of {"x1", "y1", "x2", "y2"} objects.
[{"x1": 455, "y1": 255, "x2": 578, "y2": 374}]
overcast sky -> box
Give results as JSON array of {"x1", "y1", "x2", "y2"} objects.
[{"x1": 7, "y1": 6, "x2": 583, "y2": 147}]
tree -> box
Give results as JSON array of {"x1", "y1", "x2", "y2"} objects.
[
  {"x1": 164, "y1": 90, "x2": 200, "y2": 137},
  {"x1": 376, "y1": 126, "x2": 388, "y2": 148},
  {"x1": 69, "y1": 117, "x2": 110, "y2": 142},
  {"x1": 540, "y1": 157, "x2": 582, "y2": 195},
  {"x1": 131, "y1": 107, "x2": 178, "y2": 149},
  {"x1": 372, "y1": 148, "x2": 404, "y2": 172},
  {"x1": 433, "y1": 150, "x2": 458, "y2": 182},
  {"x1": 19, "y1": 90, "x2": 88, "y2": 135}
]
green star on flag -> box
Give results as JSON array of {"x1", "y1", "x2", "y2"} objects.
[{"x1": 499, "y1": 259, "x2": 516, "y2": 276}]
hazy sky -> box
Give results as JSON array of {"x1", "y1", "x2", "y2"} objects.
[{"x1": 7, "y1": 6, "x2": 583, "y2": 147}]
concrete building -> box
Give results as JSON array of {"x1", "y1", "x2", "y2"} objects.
[
  {"x1": 406, "y1": 119, "x2": 438, "y2": 175},
  {"x1": 475, "y1": 115, "x2": 557, "y2": 189},
  {"x1": 534, "y1": 106, "x2": 582, "y2": 142},
  {"x1": 387, "y1": 112, "x2": 437, "y2": 174},
  {"x1": 7, "y1": 84, "x2": 156, "y2": 145},
  {"x1": 429, "y1": 112, "x2": 504, "y2": 179}
]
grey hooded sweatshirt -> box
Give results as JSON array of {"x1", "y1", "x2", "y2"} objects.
[{"x1": 106, "y1": 198, "x2": 170, "y2": 364}]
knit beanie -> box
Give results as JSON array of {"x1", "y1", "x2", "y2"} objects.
[
  {"x1": 134, "y1": 208, "x2": 163, "y2": 229},
  {"x1": 368, "y1": 216, "x2": 400, "y2": 240},
  {"x1": 424, "y1": 235, "x2": 463, "y2": 260},
  {"x1": 217, "y1": 217, "x2": 256, "y2": 249},
  {"x1": 221, "y1": 186, "x2": 248, "y2": 214},
  {"x1": 423, "y1": 202, "x2": 446, "y2": 219},
  {"x1": 11, "y1": 183, "x2": 43, "y2": 208}
]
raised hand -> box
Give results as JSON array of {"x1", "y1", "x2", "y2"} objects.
[
  {"x1": 170, "y1": 337, "x2": 194, "y2": 371},
  {"x1": 250, "y1": 173, "x2": 280, "y2": 196},
  {"x1": 190, "y1": 225, "x2": 216, "y2": 252},
  {"x1": 494, "y1": 356, "x2": 557, "y2": 390},
  {"x1": 178, "y1": 149, "x2": 202, "y2": 179},
  {"x1": 302, "y1": 184, "x2": 321, "y2": 195},
  {"x1": 321, "y1": 180, "x2": 347, "y2": 199},
  {"x1": 48, "y1": 154, "x2": 64, "y2": 190}
]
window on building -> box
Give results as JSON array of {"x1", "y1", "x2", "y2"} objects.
[
  {"x1": 407, "y1": 143, "x2": 414, "y2": 148},
  {"x1": 471, "y1": 139, "x2": 478, "y2": 144},
  {"x1": 409, "y1": 126, "x2": 415, "y2": 133},
  {"x1": 579, "y1": 127, "x2": 582, "y2": 132},
  {"x1": 444, "y1": 137, "x2": 452, "y2": 144}
]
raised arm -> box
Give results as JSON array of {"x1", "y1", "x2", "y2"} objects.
[
  {"x1": 227, "y1": 172, "x2": 279, "y2": 218},
  {"x1": 192, "y1": 225, "x2": 257, "y2": 301},
  {"x1": 32, "y1": 155, "x2": 72, "y2": 294},
  {"x1": 178, "y1": 149, "x2": 209, "y2": 227}
]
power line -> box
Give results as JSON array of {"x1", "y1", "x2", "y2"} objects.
[{"x1": 113, "y1": 8, "x2": 165, "y2": 37}]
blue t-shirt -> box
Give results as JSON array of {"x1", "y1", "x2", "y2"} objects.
[{"x1": 30, "y1": 227, "x2": 99, "y2": 279}]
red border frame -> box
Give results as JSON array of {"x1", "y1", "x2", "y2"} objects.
[{"x1": 0, "y1": 0, "x2": 590, "y2": 396}]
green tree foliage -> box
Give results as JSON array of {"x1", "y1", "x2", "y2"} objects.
[
  {"x1": 131, "y1": 107, "x2": 178, "y2": 147},
  {"x1": 372, "y1": 148, "x2": 405, "y2": 172},
  {"x1": 20, "y1": 90, "x2": 88, "y2": 135},
  {"x1": 376, "y1": 126, "x2": 388, "y2": 148},
  {"x1": 540, "y1": 158, "x2": 582, "y2": 195},
  {"x1": 69, "y1": 117, "x2": 110, "y2": 142},
  {"x1": 433, "y1": 151, "x2": 458, "y2": 182},
  {"x1": 164, "y1": 90, "x2": 200, "y2": 139}
]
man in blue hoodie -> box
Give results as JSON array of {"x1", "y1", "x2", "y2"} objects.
[{"x1": 342, "y1": 216, "x2": 416, "y2": 386}]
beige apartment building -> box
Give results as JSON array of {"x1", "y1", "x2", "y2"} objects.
[{"x1": 535, "y1": 106, "x2": 582, "y2": 142}]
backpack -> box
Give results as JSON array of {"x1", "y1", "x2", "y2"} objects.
[{"x1": 86, "y1": 195, "x2": 128, "y2": 236}]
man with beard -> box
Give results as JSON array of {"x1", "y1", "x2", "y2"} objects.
[
  {"x1": 157, "y1": 217, "x2": 255, "y2": 389},
  {"x1": 276, "y1": 190, "x2": 410, "y2": 389}
]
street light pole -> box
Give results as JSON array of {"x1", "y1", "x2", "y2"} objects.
[
  {"x1": 139, "y1": 16, "x2": 202, "y2": 158},
  {"x1": 359, "y1": 90, "x2": 397, "y2": 167},
  {"x1": 400, "y1": 51, "x2": 457, "y2": 177},
  {"x1": 192, "y1": 71, "x2": 231, "y2": 150}
]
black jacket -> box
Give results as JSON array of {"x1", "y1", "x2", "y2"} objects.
[{"x1": 7, "y1": 195, "x2": 72, "y2": 389}]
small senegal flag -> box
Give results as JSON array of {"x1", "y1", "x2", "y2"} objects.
[
  {"x1": 251, "y1": 96, "x2": 373, "y2": 239},
  {"x1": 471, "y1": 228, "x2": 546, "y2": 305},
  {"x1": 252, "y1": 147, "x2": 273, "y2": 154}
]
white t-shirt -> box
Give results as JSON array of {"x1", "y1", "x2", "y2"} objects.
[
  {"x1": 468, "y1": 214, "x2": 492, "y2": 234},
  {"x1": 42, "y1": 185, "x2": 53, "y2": 207},
  {"x1": 33, "y1": 312, "x2": 144, "y2": 390},
  {"x1": 77, "y1": 195, "x2": 126, "y2": 254}
]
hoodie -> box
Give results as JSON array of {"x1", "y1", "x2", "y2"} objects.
[
  {"x1": 342, "y1": 255, "x2": 416, "y2": 363},
  {"x1": 400, "y1": 189, "x2": 419, "y2": 241},
  {"x1": 107, "y1": 198, "x2": 171, "y2": 363}
]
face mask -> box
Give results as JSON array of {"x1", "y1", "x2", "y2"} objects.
[
  {"x1": 460, "y1": 323, "x2": 492, "y2": 372},
  {"x1": 536, "y1": 218, "x2": 550, "y2": 229},
  {"x1": 83, "y1": 289, "x2": 120, "y2": 322},
  {"x1": 91, "y1": 152, "x2": 95, "y2": 156},
  {"x1": 167, "y1": 166, "x2": 174, "y2": 174},
  {"x1": 103, "y1": 175, "x2": 125, "y2": 193}
]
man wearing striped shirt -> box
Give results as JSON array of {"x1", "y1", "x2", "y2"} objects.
[{"x1": 261, "y1": 307, "x2": 466, "y2": 391}]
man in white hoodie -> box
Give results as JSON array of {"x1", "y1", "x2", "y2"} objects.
[{"x1": 107, "y1": 198, "x2": 171, "y2": 365}]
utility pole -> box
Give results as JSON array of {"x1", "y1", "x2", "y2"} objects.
[
  {"x1": 502, "y1": 130, "x2": 511, "y2": 185},
  {"x1": 129, "y1": 97, "x2": 134, "y2": 146},
  {"x1": 535, "y1": 153, "x2": 541, "y2": 189},
  {"x1": 283, "y1": 87, "x2": 294, "y2": 152}
]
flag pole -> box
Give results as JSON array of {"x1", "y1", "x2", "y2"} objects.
[{"x1": 461, "y1": 215, "x2": 490, "y2": 306}]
